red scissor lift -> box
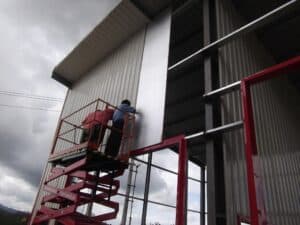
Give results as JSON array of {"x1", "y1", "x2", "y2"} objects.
[{"x1": 31, "y1": 99, "x2": 135, "y2": 225}]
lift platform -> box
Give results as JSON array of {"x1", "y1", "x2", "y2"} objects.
[{"x1": 30, "y1": 99, "x2": 135, "y2": 225}]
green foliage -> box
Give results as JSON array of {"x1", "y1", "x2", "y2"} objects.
[{"x1": 0, "y1": 206, "x2": 28, "y2": 225}]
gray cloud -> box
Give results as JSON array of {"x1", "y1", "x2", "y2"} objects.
[
  {"x1": 119, "y1": 160, "x2": 168, "y2": 197},
  {"x1": 0, "y1": 0, "x2": 184, "y2": 216},
  {"x1": 0, "y1": 109, "x2": 56, "y2": 187},
  {"x1": 0, "y1": 0, "x2": 120, "y2": 211}
]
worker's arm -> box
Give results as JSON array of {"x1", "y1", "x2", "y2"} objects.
[{"x1": 127, "y1": 106, "x2": 136, "y2": 114}]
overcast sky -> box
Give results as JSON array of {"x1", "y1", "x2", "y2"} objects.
[
  {"x1": 0, "y1": 0, "x2": 120, "y2": 211},
  {"x1": 0, "y1": 1, "x2": 202, "y2": 224}
]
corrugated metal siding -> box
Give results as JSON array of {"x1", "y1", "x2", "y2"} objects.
[
  {"x1": 62, "y1": 28, "x2": 145, "y2": 116},
  {"x1": 55, "y1": 0, "x2": 149, "y2": 84},
  {"x1": 215, "y1": 0, "x2": 300, "y2": 224},
  {"x1": 251, "y1": 77, "x2": 300, "y2": 225},
  {"x1": 31, "y1": 28, "x2": 146, "y2": 224},
  {"x1": 53, "y1": 29, "x2": 146, "y2": 155}
]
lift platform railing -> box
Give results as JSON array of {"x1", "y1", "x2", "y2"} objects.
[{"x1": 49, "y1": 98, "x2": 135, "y2": 163}]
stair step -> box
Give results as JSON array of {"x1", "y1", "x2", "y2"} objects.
[{"x1": 33, "y1": 154, "x2": 126, "y2": 224}]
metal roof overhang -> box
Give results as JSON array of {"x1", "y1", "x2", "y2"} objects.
[{"x1": 52, "y1": 0, "x2": 172, "y2": 88}]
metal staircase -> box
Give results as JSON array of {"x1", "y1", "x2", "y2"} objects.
[
  {"x1": 29, "y1": 99, "x2": 135, "y2": 225},
  {"x1": 33, "y1": 157, "x2": 126, "y2": 225}
]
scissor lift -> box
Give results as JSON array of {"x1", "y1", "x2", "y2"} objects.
[{"x1": 30, "y1": 99, "x2": 135, "y2": 225}]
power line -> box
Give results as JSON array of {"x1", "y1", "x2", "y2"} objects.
[
  {"x1": 0, "y1": 103, "x2": 60, "y2": 112},
  {"x1": 0, "y1": 90, "x2": 64, "y2": 102}
]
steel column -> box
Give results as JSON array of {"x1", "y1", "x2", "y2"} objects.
[
  {"x1": 203, "y1": 0, "x2": 226, "y2": 224},
  {"x1": 185, "y1": 120, "x2": 244, "y2": 140},
  {"x1": 141, "y1": 153, "x2": 152, "y2": 225}
]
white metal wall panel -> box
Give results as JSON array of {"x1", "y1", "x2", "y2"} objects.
[
  {"x1": 30, "y1": 28, "x2": 146, "y2": 225},
  {"x1": 134, "y1": 10, "x2": 171, "y2": 148},
  {"x1": 216, "y1": 0, "x2": 300, "y2": 224}
]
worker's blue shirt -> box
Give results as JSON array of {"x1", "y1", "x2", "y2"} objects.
[{"x1": 113, "y1": 103, "x2": 135, "y2": 123}]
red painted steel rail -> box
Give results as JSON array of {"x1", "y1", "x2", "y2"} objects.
[
  {"x1": 241, "y1": 55, "x2": 300, "y2": 225},
  {"x1": 130, "y1": 135, "x2": 187, "y2": 225}
]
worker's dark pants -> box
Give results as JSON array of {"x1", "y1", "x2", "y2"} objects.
[
  {"x1": 80, "y1": 124, "x2": 106, "y2": 148},
  {"x1": 105, "y1": 120, "x2": 124, "y2": 157}
]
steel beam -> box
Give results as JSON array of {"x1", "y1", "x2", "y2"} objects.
[
  {"x1": 117, "y1": 192, "x2": 202, "y2": 214},
  {"x1": 203, "y1": 81, "x2": 241, "y2": 99},
  {"x1": 134, "y1": 157, "x2": 203, "y2": 183},
  {"x1": 168, "y1": 0, "x2": 299, "y2": 72},
  {"x1": 172, "y1": 0, "x2": 198, "y2": 19},
  {"x1": 206, "y1": 120, "x2": 243, "y2": 136},
  {"x1": 185, "y1": 120, "x2": 243, "y2": 140}
]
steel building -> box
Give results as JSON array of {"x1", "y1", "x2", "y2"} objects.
[{"x1": 28, "y1": 0, "x2": 300, "y2": 225}]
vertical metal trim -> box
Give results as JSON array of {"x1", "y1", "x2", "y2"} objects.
[
  {"x1": 134, "y1": 10, "x2": 171, "y2": 149},
  {"x1": 121, "y1": 159, "x2": 134, "y2": 225},
  {"x1": 203, "y1": 0, "x2": 225, "y2": 224},
  {"x1": 141, "y1": 153, "x2": 152, "y2": 225},
  {"x1": 203, "y1": 0, "x2": 216, "y2": 224},
  {"x1": 200, "y1": 166, "x2": 206, "y2": 225}
]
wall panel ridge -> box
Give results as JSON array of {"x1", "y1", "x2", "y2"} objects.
[{"x1": 215, "y1": 0, "x2": 300, "y2": 225}]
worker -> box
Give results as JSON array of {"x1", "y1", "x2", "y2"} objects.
[
  {"x1": 80, "y1": 107, "x2": 114, "y2": 149},
  {"x1": 105, "y1": 99, "x2": 136, "y2": 158}
]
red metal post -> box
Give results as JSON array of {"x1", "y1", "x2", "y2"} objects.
[
  {"x1": 241, "y1": 55, "x2": 300, "y2": 225},
  {"x1": 130, "y1": 135, "x2": 185, "y2": 157},
  {"x1": 131, "y1": 135, "x2": 187, "y2": 225},
  {"x1": 176, "y1": 138, "x2": 188, "y2": 225},
  {"x1": 241, "y1": 80, "x2": 260, "y2": 225},
  {"x1": 244, "y1": 55, "x2": 300, "y2": 85}
]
